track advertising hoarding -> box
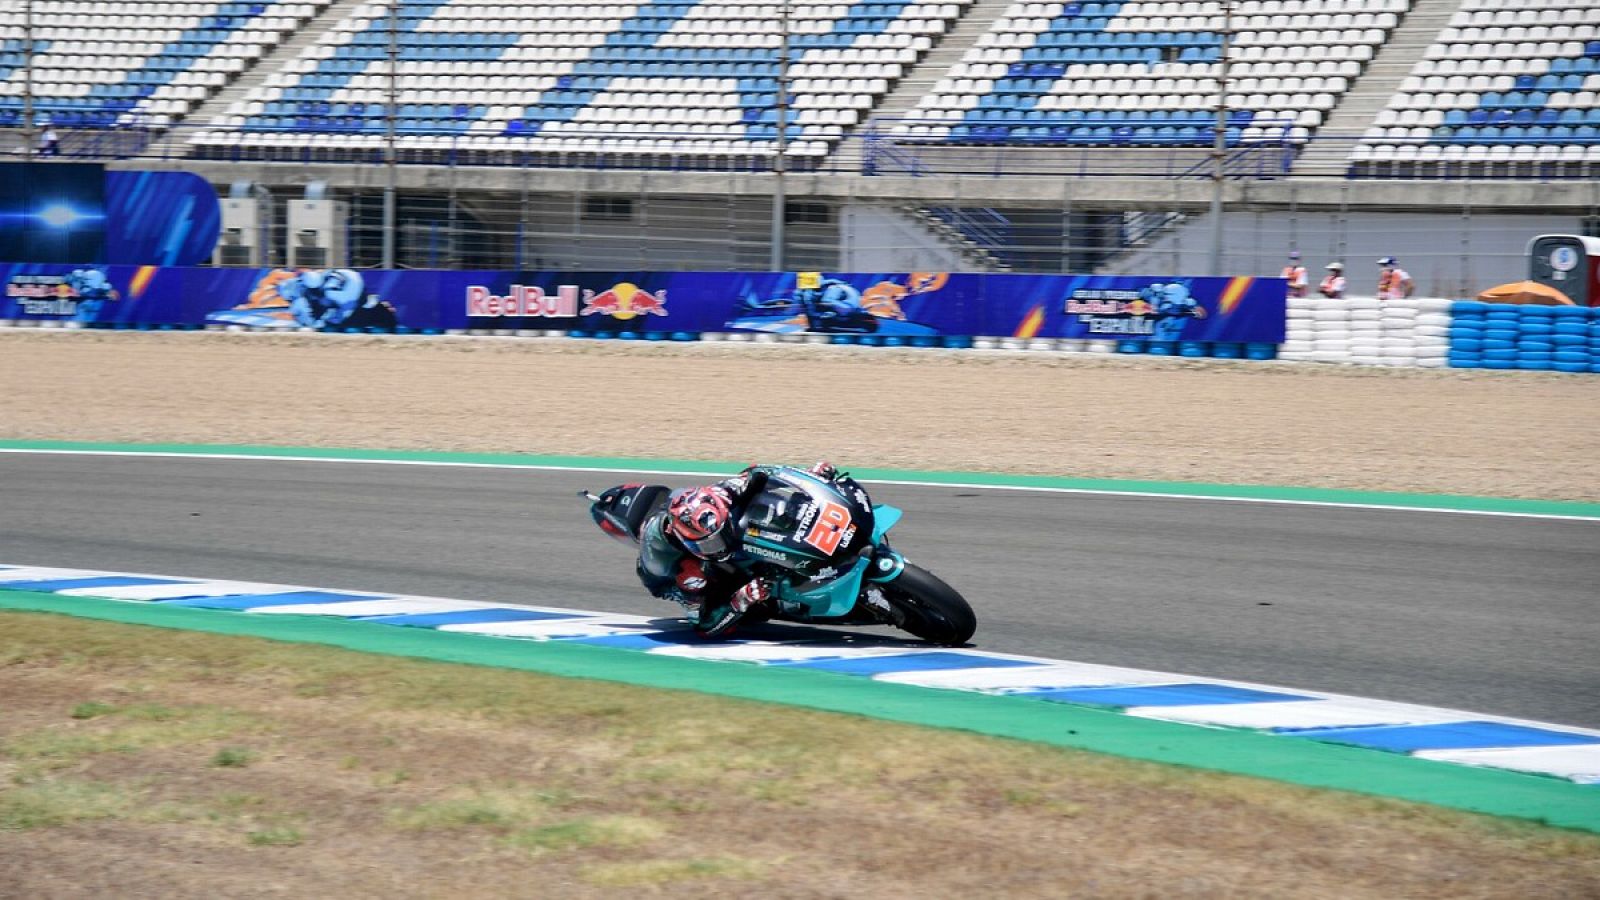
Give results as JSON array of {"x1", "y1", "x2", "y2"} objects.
[{"x1": 0, "y1": 266, "x2": 1286, "y2": 343}]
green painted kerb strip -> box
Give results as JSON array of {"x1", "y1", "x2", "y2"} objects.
[
  {"x1": 3, "y1": 590, "x2": 1597, "y2": 832},
  {"x1": 3, "y1": 440, "x2": 1599, "y2": 518}
]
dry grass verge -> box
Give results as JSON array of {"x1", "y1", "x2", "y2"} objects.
[{"x1": 3, "y1": 612, "x2": 1598, "y2": 899}]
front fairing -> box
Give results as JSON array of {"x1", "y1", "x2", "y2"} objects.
[
  {"x1": 735, "y1": 468, "x2": 876, "y2": 576},
  {"x1": 770, "y1": 501, "x2": 904, "y2": 619},
  {"x1": 723, "y1": 468, "x2": 886, "y2": 619},
  {"x1": 774, "y1": 553, "x2": 876, "y2": 619}
]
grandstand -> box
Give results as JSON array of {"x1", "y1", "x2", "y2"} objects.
[
  {"x1": 0, "y1": 0, "x2": 1596, "y2": 279},
  {"x1": 1351, "y1": 0, "x2": 1600, "y2": 177}
]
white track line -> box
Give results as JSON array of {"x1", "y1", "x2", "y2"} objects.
[{"x1": 1, "y1": 448, "x2": 1595, "y2": 522}]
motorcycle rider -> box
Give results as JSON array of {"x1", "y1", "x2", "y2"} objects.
[
  {"x1": 638, "y1": 460, "x2": 839, "y2": 638},
  {"x1": 794, "y1": 276, "x2": 871, "y2": 332}
]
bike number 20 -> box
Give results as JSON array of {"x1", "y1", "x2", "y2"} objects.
[{"x1": 802, "y1": 502, "x2": 852, "y2": 555}]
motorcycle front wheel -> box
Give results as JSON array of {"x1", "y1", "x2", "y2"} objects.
[{"x1": 883, "y1": 563, "x2": 976, "y2": 646}]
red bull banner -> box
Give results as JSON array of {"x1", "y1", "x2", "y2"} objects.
[{"x1": 0, "y1": 265, "x2": 1286, "y2": 343}]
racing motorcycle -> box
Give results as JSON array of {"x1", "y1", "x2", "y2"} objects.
[{"x1": 582, "y1": 466, "x2": 976, "y2": 645}]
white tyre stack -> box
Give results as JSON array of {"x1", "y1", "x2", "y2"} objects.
[
  {"x1": 1378, "y1": 301, "x2": 1419, "y2": 367},
  {"x1": 1346, "y1": 298, "x2": 1384, "y2": 366},
  {"x1": 1412, "y1": 300, "x2": 1452, "y2": 367},
  {"x1": 1281, "y1": 297, "x2": 1316, "y2": 361},
  {"x1": 1308, "y1": 298, "x2": 1353, "y2": 363}
]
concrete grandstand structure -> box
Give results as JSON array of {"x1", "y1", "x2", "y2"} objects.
[{"x1": 1, "y1": 0, "x2": 1597, "y2": 286}]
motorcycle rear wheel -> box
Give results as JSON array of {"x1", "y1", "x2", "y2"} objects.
[{"x1": 883, "y1": 563, "x2": 976, "y2": 646}]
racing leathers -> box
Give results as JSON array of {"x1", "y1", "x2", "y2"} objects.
[{"x1": 636, "y1": 462, "x2": 837, "y2": 638}]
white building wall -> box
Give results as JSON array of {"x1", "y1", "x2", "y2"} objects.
[
  {"x1": 1104, "y1": 211, "x2": 1586, "y2": 297},
  {"x1": 840, "y1": 206, "x2": 969, "y2": 272}
]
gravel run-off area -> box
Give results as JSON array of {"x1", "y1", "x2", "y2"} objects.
[{"x1": 1, "y1": 330, "x2": 1596, "y2": 502}]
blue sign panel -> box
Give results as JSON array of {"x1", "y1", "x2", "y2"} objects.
[{"x1": 0, "y1": 265, "x2": 1287, "y2": 344}]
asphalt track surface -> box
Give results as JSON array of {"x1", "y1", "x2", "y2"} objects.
[{"x1": 4, "y1": 453, "x2": 1597, "y2": 730}]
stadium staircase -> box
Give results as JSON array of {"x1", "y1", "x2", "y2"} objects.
[
  {"x1": 830, "y1": 0, "x2": 1015, "y2": 172},
  {"x1": 896, "y1": 205, "x2": 1014, "y2": 271},
  {"x1": 1290, "y1": 0, "x2": 1460, "y2": 176},
  {"x1": 820, "y1": 0, "x2": 1015, "y2": 271},
  {"x1": 148, "y1": 0, "x2": 366, "y2": 160}
]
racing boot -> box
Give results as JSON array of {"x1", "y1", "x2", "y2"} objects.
[
  {"x1": 695, "y1": 577, "x2": 772, "y2": 640},
  {"x1": 694, "y1": 602, "x2": 744, "y2": 639}
]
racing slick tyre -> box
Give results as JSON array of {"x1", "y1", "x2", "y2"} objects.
[{"x1": 883, "y1": 563, "x2": 976, "y2": 646}]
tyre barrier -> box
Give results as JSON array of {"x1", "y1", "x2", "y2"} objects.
[
  {"x1": 1277, "y1": 296, "x2": 1453, "y2": 369},
  {"x1": 11, "y1": 301, "x2": 1595, "y2": 374},
  {"x1": 1115, "y1": 339, "x2": 1280, "y2": 360},
  {"x1": 1446, "y1": 302, "x2": 1600, "y2": 374}
]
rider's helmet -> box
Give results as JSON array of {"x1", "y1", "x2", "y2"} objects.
[
  {"x1": 300, "y1": 270, "x2": 328, "y2": 295},
  {"x1": 666, "y1": 486, "x2": 737, "y2": 560}
]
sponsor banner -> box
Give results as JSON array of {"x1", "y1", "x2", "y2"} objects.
[
  {"x1": 1014, "y1": 273, "x2": 1287, "y2": 343},
  {"x1": 0, "y1": 266, "x2": 1286, "y2": 342},
  {"x1": 103, "y1": 171, "x2": 222, "y2": 267}
]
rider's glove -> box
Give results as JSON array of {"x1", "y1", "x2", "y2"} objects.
[
  {"x1": 808, "y1": 460, "x2": 838, "y2": 481},
  {"x1": 729, "y1": 577, "x2": 772, "y2": 614}
]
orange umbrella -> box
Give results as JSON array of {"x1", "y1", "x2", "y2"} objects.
[{"x1": 1476, "y1": 281, "x2": 1575, "y2": 305}]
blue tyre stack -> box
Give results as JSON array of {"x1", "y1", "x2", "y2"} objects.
[
  {"x1": 1449, "y1": 301, "x2": 1598, "y2": 372},
  {"x1": 1447, "y1": 301, "x2": 1488, "y2": 367},
  {"x1": 1548, "y1": 306, "x2": 1591, "y2": 373},
  {"x1": 1515, "y1": 304, "x2": 1557, "y2": 370},
  {"x1": 1481, "y1": 303, "x2": 1522, "y2": 369}
]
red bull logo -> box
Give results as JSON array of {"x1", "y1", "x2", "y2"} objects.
[
  {"x1": 581, "y1": 283, "x2": 668, "y2": 320},
  {"x1": 1063, "y1": 291, "x2": 1147, "y2": 316},
  {"x1": 465, "y1": 284, "x2": 578, "y2": 317},
  {"x1": 6, "y1": 275, "x2": 80, "y2": 300}
]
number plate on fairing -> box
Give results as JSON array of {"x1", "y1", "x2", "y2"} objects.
[{"x1": 735, "y1": 468, "x2": 875, "y2": 576}]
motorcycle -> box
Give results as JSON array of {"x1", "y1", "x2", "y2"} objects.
[{"x1": 581, "y1": 465, "x2": 977, "y2": 645}]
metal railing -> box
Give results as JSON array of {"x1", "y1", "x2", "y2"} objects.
[{"x1": 6, "y1": 118, "x2": 1597, "y2": 183}]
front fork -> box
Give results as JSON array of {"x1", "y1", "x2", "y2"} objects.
[{"x1": 857, "y1": 545, "x2": 907, "y2": 625}]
